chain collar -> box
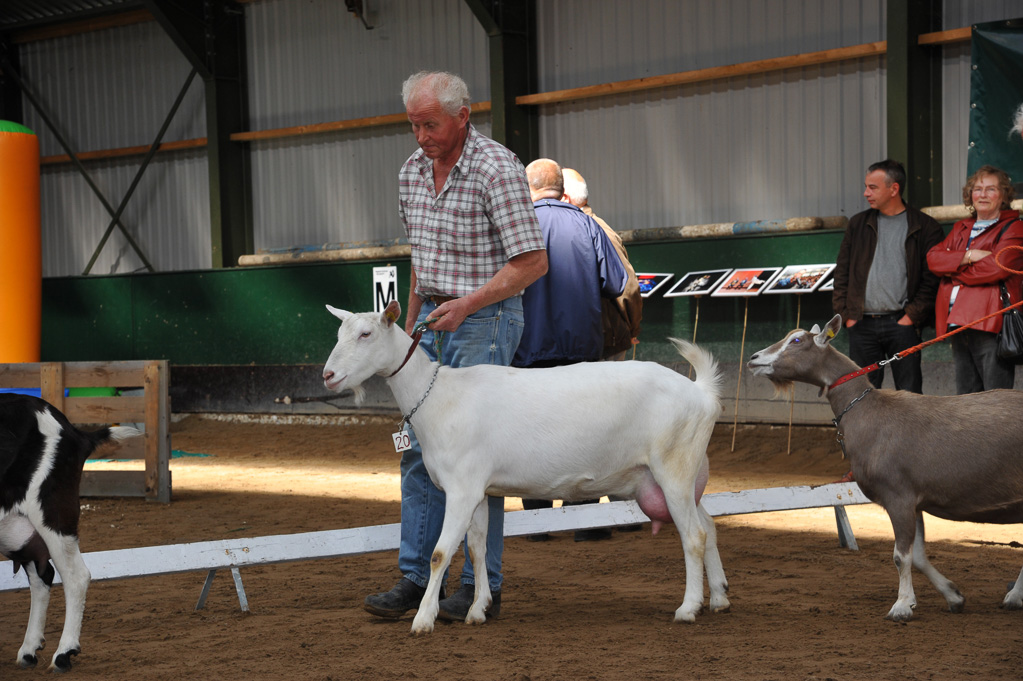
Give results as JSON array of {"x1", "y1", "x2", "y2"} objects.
[
  {"x1": 397, "y1": 363, "x2": 440, "y2": 431},
  {"x1": 831, "y1": 387, "x2": 872, "y2": 459}
]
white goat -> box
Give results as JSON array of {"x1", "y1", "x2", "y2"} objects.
[
  {"x1": 322, "y1": 300, "x2": 729, "y2": 634},
  {"x1": 747, "y1": 314, "x2": 1023, "y2": 621},
  {"x1": 1, "y1": 393, "x2": 140, "y2": 671}
]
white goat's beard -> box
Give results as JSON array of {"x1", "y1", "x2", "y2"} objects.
[{"x1": 351, "y1": 385, "x2": 367, "y2": 405}]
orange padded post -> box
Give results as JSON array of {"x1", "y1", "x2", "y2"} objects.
[{"x1": 0, "y1": 121, "x2": 42, "y2": 362}]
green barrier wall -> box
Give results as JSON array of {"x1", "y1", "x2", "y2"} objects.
[{"x1": 42, "y1": 229, "x2": 900, "y2": 366}]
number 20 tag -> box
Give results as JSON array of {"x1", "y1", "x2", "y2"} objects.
[{"x1": 392, "y1": 430, "x2": 412, "y2": 452}]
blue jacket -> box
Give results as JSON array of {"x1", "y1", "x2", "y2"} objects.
[{"x1": 513, "y1": 199, "x2": 627, "y2": 367}]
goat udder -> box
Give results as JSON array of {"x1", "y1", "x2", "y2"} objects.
[{"x1": 635, "y1": 462, "x2": 709, "y2": 536}]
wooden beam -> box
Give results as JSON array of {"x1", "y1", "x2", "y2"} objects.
[
  {"x1": 918, "y1": 26, "x2": 972, "y2": 46},
  {"x1": 9, "y1": 9, "x2": 155, "y2": 45},
  {"x1": 40, "y1": 137, "x2": 207, "y2": 166},
  {"x1": 516, "y1": 41, "x2": 887, "y2": 106}
]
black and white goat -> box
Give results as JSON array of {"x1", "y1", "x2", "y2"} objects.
[
  {"x1": 322, "y1": 301, "x2": 729, "y2": 635},
  {"x1": 747, "y1": 314, "x2": 1023, "y2": 621},
  {"x1": 1, "y1": 393, "x2": 139, "y2": 671}
]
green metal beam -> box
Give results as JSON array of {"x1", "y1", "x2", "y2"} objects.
[
  {"x1": 464, "y1": 0, "x2": 539, "y2": 164},
  {"x1": 886, "y1": 0, "x2": 943, "y2": 206},
  {"x1": 143, "y1": 0, "x2": 253, "y2": 268}
]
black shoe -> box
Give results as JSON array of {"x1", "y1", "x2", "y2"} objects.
[
  {"x1": 617, "y1": 524, "x2": 643, "y2": 533},
  {"x1": 526, "y1": 533, "x2": 552, "y2": 542},
  {"x1": 574, "y1": 528, "x2": 613, "y2": 542},
  {"x1": 363, "y1": 577, "x2": 429, "y2": 619},
  {"x1": 436, "y1": 583, "x2": 501, "y2": 622}
]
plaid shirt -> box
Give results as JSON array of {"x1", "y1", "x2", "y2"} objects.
[{"x1": 399, "y1": 124, "x2": 544, "y2": 299}]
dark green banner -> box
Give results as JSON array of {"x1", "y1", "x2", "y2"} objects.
[{"x1": 968, "y1": 19, "x2": 1023, "y2": 184}]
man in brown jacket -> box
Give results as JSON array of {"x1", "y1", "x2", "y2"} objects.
[
  {"x1": 563, "y1": 168, "x2": 642, "y2": 361},
  {"x1": 832, "y1": 159, "x2": 944, "y2": 392}
]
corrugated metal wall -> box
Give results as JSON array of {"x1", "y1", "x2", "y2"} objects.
[
  {"x1": 244, "y1": 0, "x2": 489, "y2": 252},
  {"x1": 534, "y1": 0, "x2": 886, "y2": 232},
  {"x1": 940, "y1": 0, "x2": 1023, "y2": 204},
  {"x1": 20, "y1": 20, "x2": 208, "y2": 275},
  {"x1": 14, "y1": 0, "x2": 1023, "y2": 277}
]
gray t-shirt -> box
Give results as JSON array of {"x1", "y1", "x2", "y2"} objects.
[{"x1": 864, "y1": 211, "x2": 909, "y2": 314}]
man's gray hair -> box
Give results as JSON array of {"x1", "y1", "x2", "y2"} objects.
[
  {"x1": 1012, "y1": 102, "x2": 1023, "y2": 138},
  {"x1": 562, "y1": 168, "x2": 589, "y2": 206},
  {"x1": 401, "y1": 71, "x2": 471, "y2": 116}
]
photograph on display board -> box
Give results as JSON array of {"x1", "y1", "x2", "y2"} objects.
[
  {"x1": 635, "y1": 273, "x2": 673, "y2": 298},
  {"x1": 664, "y1": 269, "x2": 733, "y2": 297},
  {"x1": 762, "y1": 264, "x2": 836, "y2": 295},
  {"x1": 710, "y1": 267, "x2": 782, "y2": 297}
]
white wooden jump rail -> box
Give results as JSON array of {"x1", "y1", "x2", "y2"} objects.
[
  {"x1": 0, "y1": 360, "x2": 171, "y2": 502},
  {"x1": 0, "y1": 482, "x2": 870, "y2": 610}
]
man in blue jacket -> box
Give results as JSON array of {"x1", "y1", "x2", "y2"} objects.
[{"x1": 516, "y1": 158, "x2": 627, "y2": 540}]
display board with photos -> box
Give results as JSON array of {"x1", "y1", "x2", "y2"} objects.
[
  {"x1": 762, "y1": 264, "x2": 836, "y2": 294},
  {"x1": 664, "y1": 269, "x2": 733, "y2": 297},
  {"x1": 709, "y1": 267, "x2": 782, "y2": 297},
  {"x1": 635, "y1": 273, "x2": 673, "y2": 298}
]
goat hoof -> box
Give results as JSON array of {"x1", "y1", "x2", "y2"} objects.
[
  {"x1": 710, "y1": 599, "x2": 731, "y2": 614},
  {"x1": 51, "y1": 648, "x2": 79, "y2": 673},
  {"x1": 17, "y1": 654, "x2": 38, "y2": 669},
  {"x1": 673, "y1": 604, "x2": 702, "y2": 623}
]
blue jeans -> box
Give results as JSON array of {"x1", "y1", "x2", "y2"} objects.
[
  {"x1": 847, "y1": 315, "x2": 923, "y2": 392},
  {"x1": 398, "y1": 297, "x2": 524, "y2": 593}
]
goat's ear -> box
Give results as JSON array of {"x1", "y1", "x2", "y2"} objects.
[
  {"x1": 326, "y1": 305, "x2": 352, "y2": 322},
  {"x1": 813, "y1": 315, "x2": 841, "y2": 347},
  {"x1": 382, "y1": 299, "x2": 402, "y2": 327}
]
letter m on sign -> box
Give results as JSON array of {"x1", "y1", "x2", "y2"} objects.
[{"x1": 373, "y1": 266, "x2": 398, "y2": 313}]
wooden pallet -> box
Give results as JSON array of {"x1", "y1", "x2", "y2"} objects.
[{"x1": 0, "y1": 360, "x2": 171, "y2": 502}]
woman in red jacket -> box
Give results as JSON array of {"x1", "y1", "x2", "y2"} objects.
[{"x1": 927, "y1": 165, "x2": 1022, "y2": 393}]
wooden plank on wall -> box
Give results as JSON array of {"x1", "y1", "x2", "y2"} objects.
[
  {"x1": 64, "y1": 396, "x2": 146, "y2": 424},
  {"x1": 40, "y1": 362, "x2": 65, "y2": 412}
]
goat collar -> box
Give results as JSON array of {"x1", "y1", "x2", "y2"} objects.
[
  {"x1": 389, "y1": 328, "x2": 424, "y2": 378},
  {"x1": 398, "y1": 364, "x2": 440, "y2": 431},
  {"x1": 831, "y1": 387, "x2": 873, "y2": 459}
]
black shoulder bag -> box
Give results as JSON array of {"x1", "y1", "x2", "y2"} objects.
[{"x1": 994, "y1": 219, "x2": 1023, "y2": 363}]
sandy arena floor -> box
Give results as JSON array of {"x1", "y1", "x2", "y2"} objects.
[{"x1": 1, "y1": 416, "x2": 1021, "y2": 680}]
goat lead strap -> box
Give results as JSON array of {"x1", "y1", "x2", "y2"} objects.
[{"x1": 389, "y1": 318, "x2": 438, "y2": 378}]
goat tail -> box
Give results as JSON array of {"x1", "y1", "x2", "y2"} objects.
[
  {"x1": 107, "y1": 425, "x2": 143, "y2": 442},
  {"x1": 668, "y1": 337, "x2": 723, "y2": 401}
]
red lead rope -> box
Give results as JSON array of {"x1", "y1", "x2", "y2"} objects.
[{"x1": 829, "y1": 245, "x2": 1023, "y2": 390}]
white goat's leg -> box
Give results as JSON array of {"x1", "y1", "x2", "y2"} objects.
[
  {"x1": 1000, "y1": 565, "x2": 1023, "y2": 610},
  {"x1": 45, "y1": 534, "x2": 91, "y2": 672},
  {"x1": 885, "y1": 508, "x2": 917, "y2": 622},
  {"x1": 463, "y1": 499, "x2": 492, "y2": 625},
  {"x1": 410, "y1": 496, "x2": 478, "y2": 635},
  {"x1": 698, "y1": 504, "x2": 730, "y2": 614},
  {"x1": 910, "y1": 514, "x2": 964, "y2": 613},
  {"x1": 662, "y1": 485, "x2": 707, "y2": 623},
  {"x1": 16, "y1": 561, "x2": 51, "y2": 669}
]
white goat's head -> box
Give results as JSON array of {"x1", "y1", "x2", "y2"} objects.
[
  {"x1": 322, "y1": 299, "x2": 405, "y2": 404},
  {"x1": 746, "y1": 314, "x2": 843, "y2": 394}
]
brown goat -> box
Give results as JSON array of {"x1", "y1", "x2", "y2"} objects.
[{"x1": 747, "y1": 314, "x2": 1023, "y2": 621}]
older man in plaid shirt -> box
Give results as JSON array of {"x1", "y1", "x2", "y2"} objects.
[{"x1": 363, "y1": 71, "x2": 547, "y2": 624}]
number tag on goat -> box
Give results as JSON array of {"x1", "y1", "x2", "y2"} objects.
[{"x1": 392, "y1": 429, "x2": 412, "y2": 452}]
